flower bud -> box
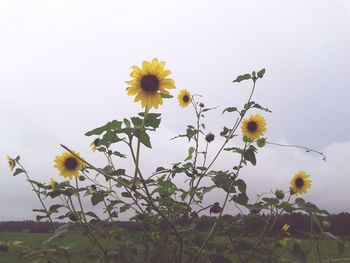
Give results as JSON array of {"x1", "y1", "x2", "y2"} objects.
[
  {"x1": 275, "y1": 189, "x2": 285, "y2": 200},
  {"x1": 205, "y1": 133, "x2": 215, "y2": 143}
]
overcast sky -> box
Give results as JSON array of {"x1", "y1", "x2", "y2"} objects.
[{"x1": 1, "y1": 0, "x2": 349, "y2": 221}]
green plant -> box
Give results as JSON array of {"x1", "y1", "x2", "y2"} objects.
[{"x1": 4, "y1": 59, "x2": 343, "y2": 263}]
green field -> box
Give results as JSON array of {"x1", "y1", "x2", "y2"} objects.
[{"x1": 1, "y1": 232, "x2": 349, "y2": 263}]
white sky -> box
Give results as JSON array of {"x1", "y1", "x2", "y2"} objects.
[{"x1": 0, "y1": 0, "x2": 349, "y2": 220}]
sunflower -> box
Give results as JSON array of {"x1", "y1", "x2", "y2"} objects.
[
  {"x1": 54, "y1": 151, "x2": 84, "y2": 179},
  {"x1": 89, "y1": 138, "x2": 100, "y2": 152},
  {"x1": 281, "y1": 224, "x2": 290, "y2": 233},
  {"x1": 290, "y1": 170, "x2": 311, "y2": 195},
  {"x1": 279, "y1": 237, "x2": 288, "y2": 247},
  {"x1": 126, "y1": 58, "x2": 175, "y2": 109},
  {"x1": 49, "y1": 178, "x2": 58, "y2": 190},
  {"x1": 6, "y1": 156, "x2": 15, "y2": 171},
  {"x1": 241, "y1": 114, "x2": 267, "y2": 140},
  {"x1": 177, "y1": 89, "x2": 191, "y2": 108}
]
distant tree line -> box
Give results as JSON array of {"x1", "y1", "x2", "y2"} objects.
[{"x1": 1, "y1": 212, "x2": 349, "y2": 237}]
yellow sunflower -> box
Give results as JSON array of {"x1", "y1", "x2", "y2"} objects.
[
  {"x1": 6, "y1": 156, "x2": 15, "y2": 171},
  {"x1": 290, "y1": 170, "x2": 311, "y2": 195},
  {"x1": 49, "y1": 178, "x2": 58, "y2": 190},
  {"x1": 177, "y1": 89, "x2": 191, "y2": 108},
  {"x1": 126, "y1": 58, "x2": 175, "y2": 109},
  {"x1": 54, "y1": 151, "x2": 84, "y2": 180},
  {"x1": 279, "y1": 237, "x2": 288, "y2": 247},
  {"x1": 241, "y1": 114, "x2": 267, "y2": 140},
  {"x1": 89, "y1": 138, "x2": 100, "y2": 152},
  {"x1": 281, "y1": 224, "x2": 290, "y2": 233}
]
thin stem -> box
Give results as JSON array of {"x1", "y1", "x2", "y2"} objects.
[
  {"x1": 17, "y1": 162, "x2": 55, "y2": 230},
  {"x1": 195, "y1": 143, "x2": 248, "y2": 260},
  {"x1": 266, "y1": 141, "x2": 327, "y2": 161}
]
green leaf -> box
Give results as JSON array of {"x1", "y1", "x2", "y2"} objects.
[
  {"x1": 121, "y1": 192, "x2": 132, "y2": 198},
  {"x1": 235, "y1": 179, "x2": 247, "y2": 194},
  {"x1": 160, "y1": 93, "x2": 173, "y2": 98},
  {"x1": 222, "y1": 107, "x2": 239, "y2": 114},
  {"x1": 110, "y1": 169, "x2": 126, "y2": 176},
  {"x1": 233, "y1": 73, "x2": 251, "y2": 83},
  {"x1": 185, "y1": 147, "x2": 195, "y2": 161},
  {"x1": 120, "y1": 204, "x2": 131, "y2": 213},
  {"x1": 292, "y1": 242, "x2": 307, "y2": 262},
  {"x1": 13, "y1": 168, "x2": 25, "y2": 176},
  {"x1": 123, "y1": 118, "x2": 131, "y2": 128},
  {"x1": 212, "y1": 171, "x2": 235, "y2": 193},
  {"x1": 91, "y1": 192, "x2": 105, "y2": 206},
  {"x1": 257, "y1": 68, "x2": 266, "y2": 78},
  {"x1": 232, "y1": 193, "x2": 249, "y2": 205},
  {"x1": 86, "y1": 211, "x2": 100, "y2": 220},
  {"x1": 85, "y1": 120, "x2": 122, "y2": 136},
  {"x1": 139, "y1": 131, "x2": 152, "y2": 148},
  {"x1": 100, "y1": 130, "x2": 115, "y2": 146},
  {"x1": 131, "y1": 117, "x2": 143, "y2": 127},
  {"x1": 243, "y1": 149, "x2": 256, "y2": 166},
  {"x1": 49, "y1": 205, "x2": 63, "y2": 213},
  {"x1": 143, "y1": 113, "x2": 161, "y2": 129}
]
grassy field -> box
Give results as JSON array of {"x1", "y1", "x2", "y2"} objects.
[{"x1": 0, "y1": 232, "x2": 349, "y2": 262}]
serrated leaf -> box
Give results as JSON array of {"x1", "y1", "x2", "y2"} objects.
[
  {"x1": 222, "y1": 107, "x2": 238, "y2": 114},
  {"x1": 235, "y1": 179, "x2": 247, "y2": 194},
  {"x1": 243, "y1": 149, "x2": 256, "y2": 166},
  {"x1": 85, "y1": 120, "x2": 122, "y2": 136},
  {"x1": 91, "y1": 192, "x2": 105, "y2": 206}
]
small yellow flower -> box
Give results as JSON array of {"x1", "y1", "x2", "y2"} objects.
[
  {"x1": 49, "y1": 178, "x2": 58, "y2": 190},
  {"x1": 6, "y1": 156, "x2": 15, "y2": 171},
  {"x1": 321, "y1": 220, "x2": 331, "y2": 228},
  {"x1": 290, "y1": 170, "x2": 312, "y2": 195},
  {"x1": 241, "y1": 114, "x2": 267, "y2": 140},
  {"x1": 282, "y1": 224, "x2": 290, "y2": 233},
  {"x1": 89, "y1": 138, "x2": 100, "y2": 152},
  {"x1": 279, "y1": 237, "x2": 288, "y2": 247},
  {"x1": 54, "y1": 151, "x2": 84, "y2": 180},
  {"x1": 126, "y1": 58, "x2": 176, "y2": 109},
  {"x1": 177, "y1": 89, "x2": 191, "y2": 108}
]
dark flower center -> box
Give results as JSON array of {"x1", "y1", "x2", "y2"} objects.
[
  {"x1": 141, "y1": 75, "x2": 159, "y2": 92},
  {"x1": 64, "y1": 157, "x2": 78, "y2": 170},
  {"x1": 183, "y1": 95, "x2": 189, "y2": 103},
  {"x1": 247, "y1": 121, "x2": 258, "y2": 132},
  {"x1": 93, "y1": 138, "x2": 100, "y2": 146},
  {"x1": 295, "y1": 178, "x2": 304, "y2": 188}
]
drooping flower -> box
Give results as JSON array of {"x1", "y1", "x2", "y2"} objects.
[
  {"x1": 126, "y1": 58, "x2": 175, "y2": 109},
  {"x1": 54, "y1": 151, "x2": 84, "y2": 180},
  {"x1": 177, "y1": 89, "x2": 191, "y2": 108},
  {"x1": 279, "y1": 237, "x2": 288, "y2": 247},
  {"x1": 49, "y1": 178, "x2": 58, "y2": 190},
  {"x1": 241, "y1": 114, "x2": 267, "y2": 140},
  {"x1": 290, "y1": 170, "x2": 311, "y2": 195},
  {"x1": 89, "y1": 138, "x2": 100, "y2": 152},
  {"x1": 6, "y1": 156, "x2": 15, "y2": 171},
  {"x1": 282, "y1": 224, "x2": 290, "y2": 233}
]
